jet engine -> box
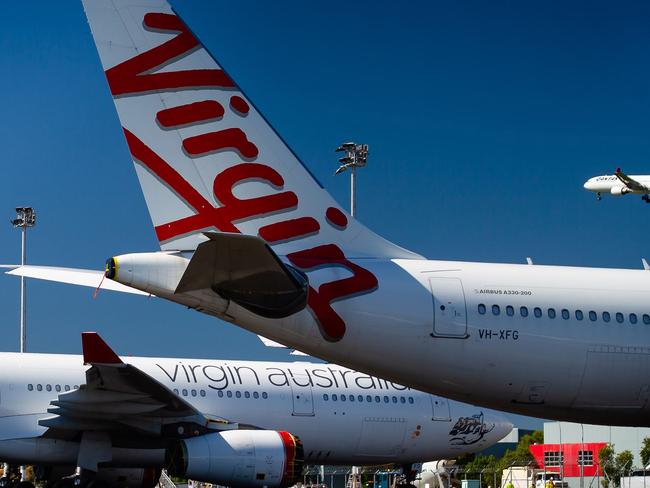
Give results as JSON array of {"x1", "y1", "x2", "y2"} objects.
[
  {"x1": 610, "y1": 186, "x2": 631, "y2": 196},
  {"x1": 167, "y1": 430, "x2": 303, "y2": 488}
]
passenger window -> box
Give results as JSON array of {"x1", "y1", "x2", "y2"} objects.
[
  {"x1": 173, "y1": 389, "x2": 179, "y2": 395},
  {"x1": 383, "y1": 396, "x2": 389, "y2": 403},
  {"x1": 603, "y1": 311, "x2": 611, "y2": 322},
  {"x1": 520, "y1": 306, "x2": 528, "y2": 317},
  {"x1": 235, "y1": 391, "x2": 241, "y2": 398},
  {"x1": 349, "y1": 395, "x2": 354, "y2": 402},
  {"x1": 616, "y1": 312, "x2": 624, "y2": 323},
  {"x1": 200, "y1": 390, "x2": 206, "y2": 397},
  {"x1": 548, "y1": 308, "x2": 556, "y2": 319},
  {"x1": 392, "y1": 396, "x2": 398, "y2": 403},
  {"x1": 408, "y1": 397, "x2": 414, "y2": 404},
  {"x1": 262, "y1": 392, "x2": 268, "y2": 399},
  {"x1": 478, "y1": 304, "x2": 486, "y2": 314},
  {"x1": 534, "y1": 307, "x2": 542, "y2": 318},
  {"x1": 644, "y1": 314, "x2": 650, "y2": 325},
  {"x1": 27, "y1": 384, "x2": 33, "y2": 391},
  {"x1": 226, "y1": 391, "x2": 232, "y2": 398},
  {"x1": 37, "y1": 384, "x2": 42, "y2": 391},
  {"x1": 191, "y1": 389, "x2": 197, "y2": 397},
  {"x1": 332, "y1": 394, "x2": 338, "y2": 401},
  {"x1": 630, "y1": 313, "x2": 638, "y2": 324},
  {"x1": 506, "y1": 305, "x2": 514, "y2": 316},
  {"x1": 575, "y1": 310, "x2": 583, "y2": 321},
  {"x1": 366, "y1": 395, "x2": 372, "y2": 402},
  {"x1": 561, "y1": 309, "x2": 570, "y2": 320},
  {"x1": 46, "y1": 384, "x2": 52, "y2": 392},
  {"x1": 182, "y1": 389, "x2": 188, "y2": 396},
  {"x1": 492, "y1": 305, "x2": 500, "y2": 315},
  {"x1": 400, "y1": 397, "x2": 406, "y2": 404},
  {"x1": 64, "y1": 385, "x2": 70, "y2": 392},
  {"x1": 218, "y1": 390, "x2": 224, "y2": 398},
  {"x1": 375, "y1": 396, "x2": 381, "y2": 403},
  {"x1": 244, "y1": 391, "x2": 250, "y2": 399},
  {"x1": 358, "y1": 395, "x2": 363, "y2": 402},
  {"x1": 588, "y1": 311, "x2": 597, "y2": 322},
  {"x1": 323, "y1": 394, "x2": 329, "y2": 401},
  {"x1": 74, "y1": 386, "x2": 79, "y2": 390},
  {"x1": 341, "y1": 394, "x2": 346, "y2": 402},
  {"x1": 253, "y1": 392, "x2": 259, "y2": 399}
]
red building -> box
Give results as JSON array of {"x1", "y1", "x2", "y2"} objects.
[{"x1": 529, "y1": 443, "x2": 607, "y2": 477}]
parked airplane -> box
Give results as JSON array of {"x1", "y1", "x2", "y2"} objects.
[
  {"x1": 0, "y1": 332, "x2": 511, "y2": 488},
  {"x1": 10, "y1": 0, "x2": 650, "y2": 427},
  {"x1": 584, "y1": 168, "x2": 650, "y2": 202}
]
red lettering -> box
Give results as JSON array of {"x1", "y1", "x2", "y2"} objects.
[
  {"x1": 157, "y1": 100, "x2": 224, "y2": 128},
  {"x1": 287, "y1": 244, "x2": 378, "y2": 342},
  {"x1": 183, "y1": 128, "x2": 259, "y2": 159},
  {"x1": 229, "y1": 96, "x2": 250, "y2": 116},
  {"x1": 124, "y1": 129, "x2": 297, "y2": 241},
  {"x1": 106, "y1": 13, "x2": 234, "y2": 96},
  {"x1": 258, "y1": 217, "x2": 320, "y2": 243}
]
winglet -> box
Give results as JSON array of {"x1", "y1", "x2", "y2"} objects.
[
  {"x1": 616, "y1": 167, "x2": 622, "y2": 174},
  {"x1": 82, "y1": 332, "x2": 123, "y2": 365}
]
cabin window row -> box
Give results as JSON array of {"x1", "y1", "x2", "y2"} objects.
[
  {"x1": 173, "y1": 388, "x2": 207, "y2": 398},
  {"x1": 27, "y1": 384, "x2": 79, "y2": 392},
  {"x1": 477, "y1": 304, "x2": 650, "y2": 325},
  {"x1": 323, "y1": 393, "x2": 414, "y2": 404}
]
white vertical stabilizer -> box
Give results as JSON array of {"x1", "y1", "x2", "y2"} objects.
[{"x1": 81, "y1": 0, "x2": 420, "y2": 260}]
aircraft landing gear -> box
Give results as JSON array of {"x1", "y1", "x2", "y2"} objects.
[
  {"x1": 596, "y1": 192, "x2": 602, "y2": 201},
  {"x1": 642, "y1": 195, "x2": 650, "y2": 203}
]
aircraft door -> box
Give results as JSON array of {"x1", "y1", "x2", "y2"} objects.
[
  {"x1": 429, "y1": 277, "x2": 468, "y2": 338},
  {"x1": 290, "y1": 375, "x2": 315, "y2": 416},
  {"x1": 430, "y1": 396, "x2": 451, "y2": 421}
]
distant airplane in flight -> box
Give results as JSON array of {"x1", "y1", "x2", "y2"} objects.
[
  {"x1": 584, "y1": 168, "x2": 650, "y2": 202},
  {"x1": 0, "y1": 333, "x2": 510, "y2": 488}
]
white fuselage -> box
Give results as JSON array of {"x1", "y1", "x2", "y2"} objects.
[
  {"x1": 584, "y1": 174, "x2": 650, "y2": 195},
  {"x1": 166, "y1": 257, "x2": 650, "y2": 427},
  {"x1": 0, "y1": 353, "x2": 511, "y2": 466}
]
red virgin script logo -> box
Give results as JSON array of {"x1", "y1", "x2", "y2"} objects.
[{"x1": 106, "y1": 12, "x2": 378, "y2": 342}]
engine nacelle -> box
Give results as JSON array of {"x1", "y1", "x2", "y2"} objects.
[
  {"x1": 105, "y1": 252, "x2": 189, "y2": 296},
  {"x1": 167, "y1": 430, "x2": 303, "y2": 488},
  {"x1": 610, "y1": 186, "x2": 631, "y2": 196}
]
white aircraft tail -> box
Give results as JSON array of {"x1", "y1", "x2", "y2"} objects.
[{"x1": 81, "y1": 0, "x2": 420, "y2": 261}]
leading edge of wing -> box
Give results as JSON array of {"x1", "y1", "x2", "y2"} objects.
[{"x1": 6, "y1": 265, "x2": 150, "y2": 296}]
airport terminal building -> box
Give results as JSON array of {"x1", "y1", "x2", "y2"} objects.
[{"x1": 529, "y1": 422, "x2": 650, "y2": 488}]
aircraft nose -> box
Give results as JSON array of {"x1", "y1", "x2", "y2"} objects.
[
  {"x1": 584, "y1": 179, "x2": 595, "y2": 190},
  {"x1": 485, "y1": 412, "x2": 514, "y2": 442}
]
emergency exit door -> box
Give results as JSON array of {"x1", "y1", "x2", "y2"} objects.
[
  {"x1": 290, "y1": 375, "x2": 315, "y2": 416},
  {"x1": 429, "y1": 277, "x2": 468, "y2": 338}
]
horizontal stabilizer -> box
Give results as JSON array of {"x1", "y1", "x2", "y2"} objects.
[
  {"x1": 6, "y1": 265, "x2": 149, "y2": 295},
  {"x1": 176, "y1": 232, "x2": 308, "y2": 318},
  {"x1": 256, "y1": 335, "x2": 309, "y2": 357}
]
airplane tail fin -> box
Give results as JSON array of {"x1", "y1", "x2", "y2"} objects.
[{"x1": 81, "y1": 0, "x2": 420, "y2": 259}]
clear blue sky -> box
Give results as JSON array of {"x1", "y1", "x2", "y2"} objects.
[{"x1": 1, "y1": 1, "x2": 650, "y2": 428}]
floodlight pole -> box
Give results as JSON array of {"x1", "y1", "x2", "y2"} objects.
[
  {"x1": 335, "y1": 142, "x2": 368, "y2": 218},
  {"x1": 20, "y1": 224, "x2": 26, "y2": 353},
  {"x1": 12, "y1": 207, "x2": 36, "y2": 353},
  {"x1": 350, "y1": 165, "x2": 356, "y2": 218}
]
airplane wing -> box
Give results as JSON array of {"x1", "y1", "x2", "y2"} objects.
[
  {"x1": 39, "y1": 333, "x2": 236, "y2": 440},
  {"x1": 615, "y1": 167, "x2": 649, "y2": 192},
  {"x1": 5, "y1": 266, "x2": 149, "y2": 296}
]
